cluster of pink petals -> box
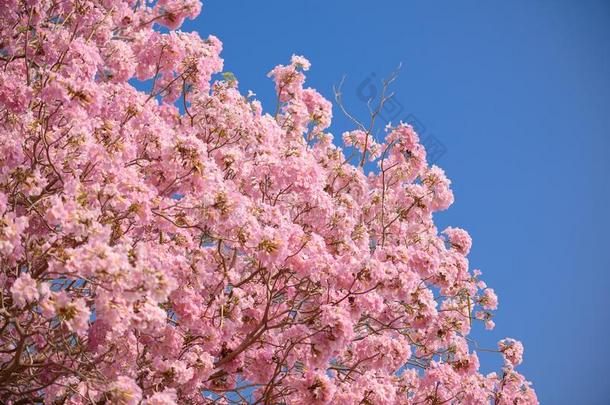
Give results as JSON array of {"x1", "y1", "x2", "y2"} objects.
[
  {"x1": 499, "y1": 338, "x2": 525, "y2": 367},
  {"x1": 0, "y1": 0, "x2": 537, "y2": 403}
]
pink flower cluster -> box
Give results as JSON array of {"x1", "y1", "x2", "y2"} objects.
[{"x1": 0, "y1": 0, "x2": 537, "y2": 403}]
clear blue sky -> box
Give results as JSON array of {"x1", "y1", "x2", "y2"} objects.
[{"x1": 183, "y1": 1, "x2": 610, "y2": 403}]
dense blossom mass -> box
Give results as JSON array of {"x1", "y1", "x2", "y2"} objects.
[{"x1": 0, "y1": 0, "x2": 537, "y2": 403}]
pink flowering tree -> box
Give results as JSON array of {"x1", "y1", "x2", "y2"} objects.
[{"x1": 0, "y1": 0, "x2": 537, "y2": 403}]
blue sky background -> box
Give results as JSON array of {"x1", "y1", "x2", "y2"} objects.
[{"x1": 182, "y1": 1, "x2": 610, "y2": 403}]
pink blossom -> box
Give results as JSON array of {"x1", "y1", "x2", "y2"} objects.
[
  {"x1": 479, "y1": 288, "x2": 499, "y2": 310},
  {"x1": 41, "y1": 292, "x2": 90, "y2": 335},
  {"x1": 499, "y1": 338, "x2": 525, "y2": 367},
  {"x1": 291, "y1": 54, "x2": 311, "y2": 71},
  {"x1": 107, "y1": 376, "x2": 142, "y2": 405},
  {"x1": 443, "y1": 226, "x2": 473, "y2": 255},
  {"x1": 11, "y1": 272, "x2": 38, "y2": 308},
  {"x1": 144, "y1": 389, "x2": 178, "y2": 405}
]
